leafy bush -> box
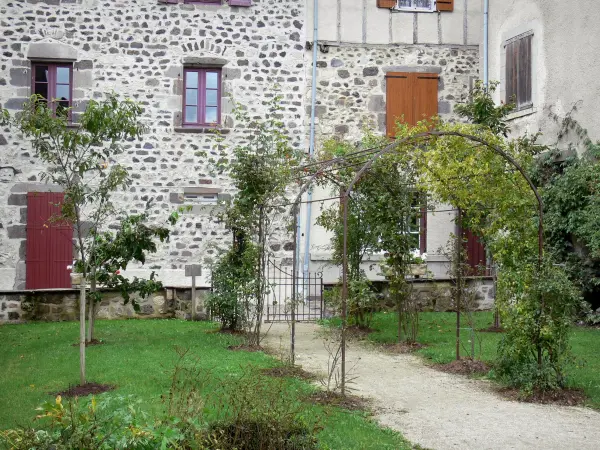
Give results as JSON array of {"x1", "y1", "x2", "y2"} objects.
[
  {"x1": 496, "y1": 261, "x2": 581, "y2": 393},
  {"x1": 206, "y1": 242, "x2": 259, "y2": 332},
  {"x1": 325, "y1": 276, "x2": 379, "y2": 329}
]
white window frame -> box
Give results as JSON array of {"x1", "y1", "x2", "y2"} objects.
[{"x1": 394, "y1": 0, "x2": 436, "y2": 12}]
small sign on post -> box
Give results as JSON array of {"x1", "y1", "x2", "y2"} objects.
[{"x1": 185, "y1": 264, "x2": 202, "y2": 321}]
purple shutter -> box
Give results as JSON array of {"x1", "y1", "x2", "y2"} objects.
[{"x1": 229, "y1": 0, "x2": 252, "y2": 6}]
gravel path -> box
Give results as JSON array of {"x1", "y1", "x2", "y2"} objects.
[{"x1": 262, "y1": 322, "x2": 600, "y2": 450}]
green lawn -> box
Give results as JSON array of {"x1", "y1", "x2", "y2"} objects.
[
  {"x1": 364, "y1": 311, "x2": 600, "y2": 409},
  {"x1": 0, "y1": 320, "x2": 411, "y2": 449}
]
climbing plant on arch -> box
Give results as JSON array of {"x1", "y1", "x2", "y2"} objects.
[{"x1": 296, "y1": 119, "x2": 579, "y2": 395}]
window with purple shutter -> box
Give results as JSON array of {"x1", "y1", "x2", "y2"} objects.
[
  {"x1": 183, "y1": 68, "x2": 222, "y2": 127},
  {"x1": 31, "y1": 63, "x2": 73, "y2": 120}
]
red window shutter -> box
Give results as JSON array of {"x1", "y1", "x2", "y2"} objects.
[
  {"x1": 505, "y1": 41, "x2": 517, "y2": 105},
  {"x1": 436, "y1": 0, "x2": 454, "y2": 12},
  {"x1": 413, "y1": 73, "x2": 439, "y2": 123},
  {"x1": 26, "y1": 192, "x2": 73, "y2": 289},
  {"x1": 377, "y1": 0, "x2": 397, "y2": 8},
  {"x1": 464, "y1": 228, "x2": 486, "y2": 275},
  {"x1": 386, "y1": 72, "x2": 413, "y2": 137},
  {"x1": 229, "y1": 0, "x2": 251, "y2": 6}
]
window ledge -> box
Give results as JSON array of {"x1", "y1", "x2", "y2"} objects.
[
  {"x1": 506, "y1": 106, "x2": 536, "y2": 121},
  {"x1": 174, "y1": 127, "x2": 230, "y2": 134},
  {"x1": 66, "y1": 123, "x2": 81, "y2": 129}
]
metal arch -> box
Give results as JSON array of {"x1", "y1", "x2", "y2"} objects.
[{"x1": 339, "y1": 130, "x2": 545, "y2": 394}]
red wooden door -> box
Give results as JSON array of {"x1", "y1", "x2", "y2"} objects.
[{"x1": 26, "y1": 192, "x2": 73, "y2": 289}]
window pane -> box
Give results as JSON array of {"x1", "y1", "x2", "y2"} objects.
[
  {"x1": 185, "y1": 106, "x2": 198, "y2": 123},
  {"x1": 398, "y1": 0, "x2": 412, "y2": 7},
  {"x1": 415, "y1": 0, "x2": 431, "y2": 8},
  {"x1": 185, "y1": 89, "x2": 198, "y2": 106},
  {"x1": 56, "y1": 67, "x2": 70, "y2": 84},
  {"x1": 34, "y1": 83, "x2": 49, "y2": 100},
  {"x1": 35, "y1": 66, "x2": 49, "y2": 83},
  {"x1": 57, "y1": 101, "x2": 69, "y2": 119},
  {"x1": 186, "y1": 71, "x2": 198, "y2": 88},
  {"x1": 56, "y1": 84, "x2": 70, "y2": 101},
  {"x1": 206, "y1": 89, "x2": 218, "y2": 107},
  {"x1": 205, "y1": 107, "x2": 218, "y2": 124},
  {"x1": 206, "y1": 72, "x2": 218, "y2": 89}
]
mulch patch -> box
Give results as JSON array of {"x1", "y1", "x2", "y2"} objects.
[
  {"x1": 306, "y1": 391, "x2": 369, "y2": 411},
  {"x1": 54, "y1": 383, "x2": 115, "y2": 398},
  {"x1": 227, "y1": 344, "x2": 264, "y2": 352},
  {"x1": 478, "y1": 326, "x2": 506, "y2": 333},
  {"x1": 71, "y1": 339, "x2": 104, "y2": 347},
  {"x1": 380, "y1": 341, "x2": 426, "y2": 354},
  {"x1": 434, "y1": 358, "x2": 491, "y2": 376},
  {"x1": 260, "y1": 366, "x2": 316, "y2": 381},
  {"x1": 498, "y1": 387, "x2": 587, "y2": 407},
  {"x1": 205, "y1": 328, "x2": 247, "y2": 335}
]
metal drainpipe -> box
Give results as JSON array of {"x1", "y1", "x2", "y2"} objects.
[
  {"x1": 302, "y1": 0, "x2": 319, "y2": 289},
  {"x1": 483, "y1": 0, "x2": 489, "y2": 88}
]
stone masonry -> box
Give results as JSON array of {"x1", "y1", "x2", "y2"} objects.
[
  {"x1": 305, "y1": 44, "x2": 479, "y2": 143},
  {"x1": 0, "y1": 0, "x2": 308, "y2": 289}
]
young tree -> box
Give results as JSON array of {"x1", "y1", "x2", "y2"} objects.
[
  {"x1": 207, "y1": 96, "x2": 302, "y2": 346},
  {"x1": 16, "y1": 94, "x2": 148, "y2": 385}
]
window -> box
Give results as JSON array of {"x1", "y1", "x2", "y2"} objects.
[
  {"x1": 396, "y1": 0, "x2": 435, "y2": 12},
  {"x1": 385, "y1": 72, "x2": 439, "y2": 137},
  {"x1": 184, "y1": 0, "x2": 221, "y2": 3},
  {"x1": 505, "y1": 33, "x2": 533, "y2": 110},
  {"x1": 31, "y1": 63, "x2": 73, "y2": 119},
  {"x1": 183, "y1": 68, "x2": 222, "y2": 127}
]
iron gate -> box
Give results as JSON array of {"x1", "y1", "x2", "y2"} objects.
[{"x1": 265, "y1": 257, "x2": 324, "y2": 322}]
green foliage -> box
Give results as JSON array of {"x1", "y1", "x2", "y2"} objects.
[
  {"x1": 325, "y1": 276, "x2": 380, "y2": 329},
  {"x1": 87, "y1": 209, "x2": 174, "y2": 310},
  {"x1": 207, "y1": 243, "x2": 259, "y2": 331},
  {"x1": 531, "y1": 143, "x2": 600, "y2": 312},
  {"x1": 455, "y1": 80, "x2": 515, "y2": 137},
  {"x1": 496, "y1": 260, "x2": 581, "y2": 392},
  {"x1": 1, "y1": 351, "x2": 320, "y2": 450},
  {"x1": 208, "y1": 95, "x2": 303, "y2": 343}
]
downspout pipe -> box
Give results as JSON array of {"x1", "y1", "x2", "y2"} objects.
[
  {"x1": 483, "y1": 0, "x2": 489, "y2": 88},
  {"x1": 302, "y1": 0, "x2": 319, "y2": 287}
]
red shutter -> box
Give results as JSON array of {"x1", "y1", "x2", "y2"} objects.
[
  {"x1": 386, "y1": 73, "x2": 413, "y2": 136},
  {"x1": 464, "y1": 229, "x2": 486, "y2": 275},
  {"x1": 505, "y1": 41, "x2": 517, "y2": 105},
  {"x1": 26, "y1": 192, "x2": 73, "y2": 289},
  {"x1": 436, "y1": 0, "x2": 454, "y2": 12},
  {"x1": 229, "y1": 0, "x2": 252, "y2": 6},
  {"x1": 377, "y1": 0, "x2": 397, "y2": 8},
  {"x1": 414, "y1": 73, "x2": 439, "y2": 123}
]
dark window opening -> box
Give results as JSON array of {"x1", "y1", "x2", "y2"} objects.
[{"x1": 32, "y1": 63, "x2": 73, "y2": 120}]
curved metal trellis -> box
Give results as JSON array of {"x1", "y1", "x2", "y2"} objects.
[{"x1": 289, "y1": 130, "x2": 545, "y2": 393}]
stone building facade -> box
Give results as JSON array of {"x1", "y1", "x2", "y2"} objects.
[
  {"x1": 0, "y1": 0, "x2": 307, "y2": 292},
  {"x1": 301, "y1": 0, "x2": 482, "y2": 283}
]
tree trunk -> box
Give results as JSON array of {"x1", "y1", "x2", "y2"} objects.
[{"x1": 79, "y1": 277, "x2": 87, "y2": 386}]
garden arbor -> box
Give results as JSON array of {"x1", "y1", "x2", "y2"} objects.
[{"x1": 292, "y1": 122, "x2": 546, "y2": 394}]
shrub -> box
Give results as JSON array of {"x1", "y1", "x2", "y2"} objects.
[
  {"x1": 324, "y1": 276, "x2": 379, "y2": 329},
  {"x1": 495, "y1": 261, "x2": 581, "y2": 393}
]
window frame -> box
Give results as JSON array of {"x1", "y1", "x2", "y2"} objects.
[
  {"x1": 394, "y1": 0, "x2": 436, "y2": 12},
  {"x1": 30, "y1": 62, "x2": 74, "y2": 121},
  {"x1": 182, "y1": 67, "x2": 222, "y2": 128}
]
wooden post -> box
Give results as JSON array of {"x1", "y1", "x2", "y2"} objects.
[
  {"x1": 185, "y1": 265, "x2": 202, "y2": 321},
  {"x1": 341, "y1": 193, "x2": 349, "y2": 395},
  {"x1": 456, "y1": 208, "x2": 462, "y2": 361}
]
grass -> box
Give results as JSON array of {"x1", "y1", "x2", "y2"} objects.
[
  {"x1": 362, "y1": 311, "x2": 600, "y2": 409},
  {"x1": 0, "y1": 319, "x2": 412, "y2": 449}
]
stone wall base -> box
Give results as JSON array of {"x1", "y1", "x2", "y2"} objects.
[{"x1": 0, "y1": 288, "x2": 208, "y2": 323}]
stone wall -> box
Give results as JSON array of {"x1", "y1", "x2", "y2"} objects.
[
  {"x1": 0, "y1": 0, "x2": 307, "y2": 289},
  {"x1": 306, "y1": 43, "x2": 479, "y2": 142},
  {"x1": 0, "y1": 287, "x2": 208, "y2": 323}
]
